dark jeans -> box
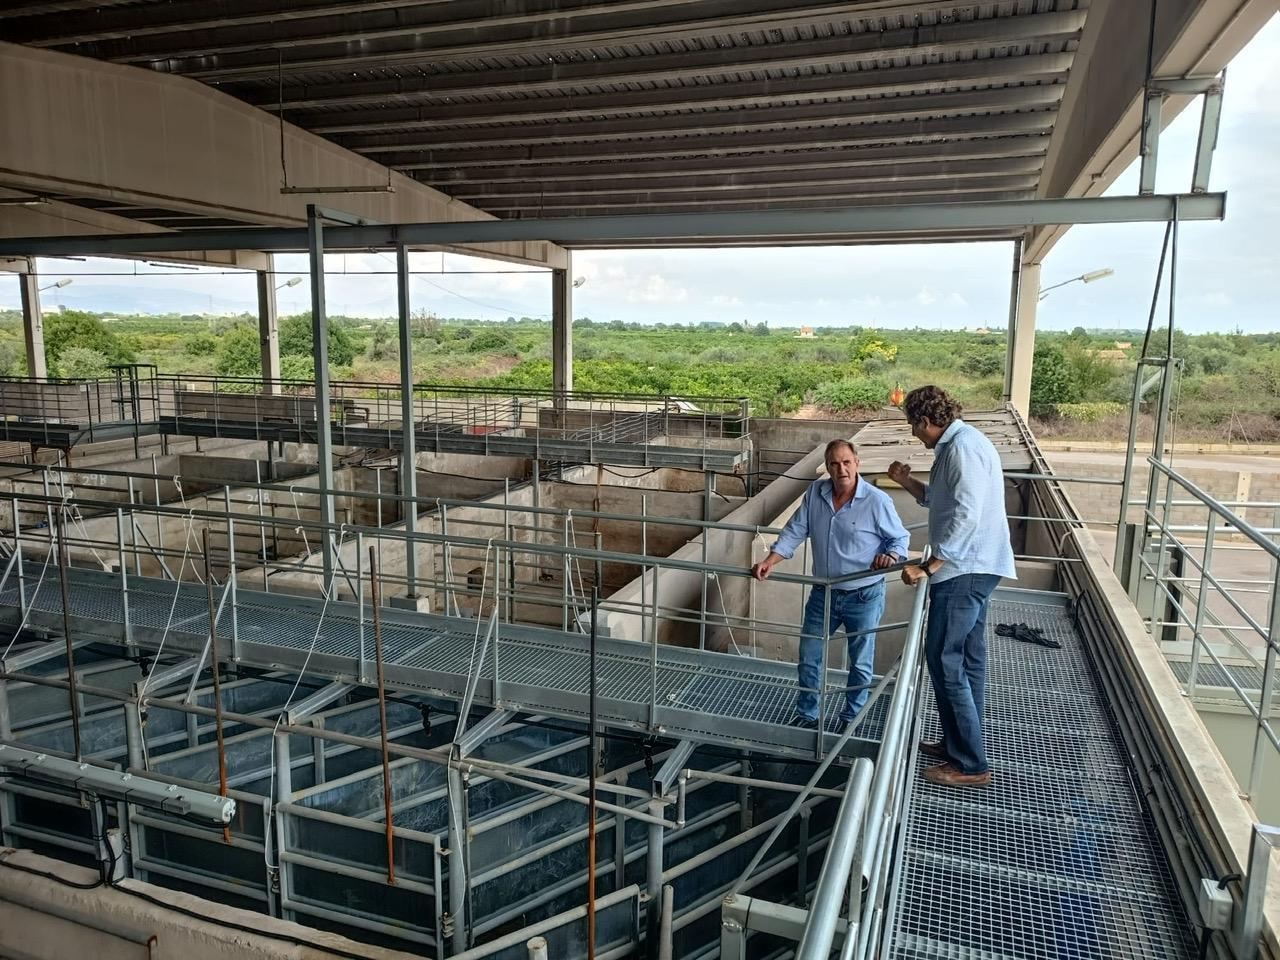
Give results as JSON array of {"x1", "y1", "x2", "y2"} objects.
[
  {"x1": 795, "y1": 581, "x2": 886, "y2": 722},
  {"x1": 924, "y1": 573, "x2": 1002, "y2": 775}
]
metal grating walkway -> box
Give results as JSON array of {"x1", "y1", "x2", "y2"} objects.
[
  {"x1": 888, "y1": 592, "x2": 1197, "y2": 960},
  {"x1": 0, "y1": 568, "x2": 885, "y2": 762}
]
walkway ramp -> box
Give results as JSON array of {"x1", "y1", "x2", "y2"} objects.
[
  {"x1": 0, "y1": 567, "x2": 878, "y2": 762},
  {"x1": 887, "y1": 589, "x2": 1196, "y2": 959}
]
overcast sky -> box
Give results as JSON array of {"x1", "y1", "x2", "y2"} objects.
[{"x1": 4, "y1": 13, "x2": 1277, "y2": 334}]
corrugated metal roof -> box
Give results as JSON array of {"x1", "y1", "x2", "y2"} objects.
[{"x1": 0, "y1": 0, "x2": 1094, "y2": 228}]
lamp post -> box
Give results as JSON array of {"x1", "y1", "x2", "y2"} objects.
[
  {"x1": 276, "y1": 276, "x2": 303, "y2": 291},
  {"x1": 1038, "y1": 267, "x2": 1114, "y2": 301},
  {"x1": 37, "y1": 278, "x2": 72, "y2": 292}
]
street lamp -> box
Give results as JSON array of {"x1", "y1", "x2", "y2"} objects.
[
  {"x1": 276, "y1": 276, "x2": 303, "y2": 290},
  {"x1": 38, "y1": 278, "x2": 73, "y2": 292},
  {"x1": 1038, "y1": 267, "x2": 1114, "y2": 301}
]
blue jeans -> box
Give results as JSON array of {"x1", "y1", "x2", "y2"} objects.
[
  {"x1": 795, "y1": 582, "x2": 886, "y2": 722},
  {"x1": 924, "y1": 573, "x2": 1002, "y2": 775}
]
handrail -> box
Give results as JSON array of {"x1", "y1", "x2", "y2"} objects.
[
  {"x1": 1147, "y1": 457, "x2": 1280, "y2": 563},
  {"x1": 791, "y1": 578, "x2": 929, "y2": 960}
]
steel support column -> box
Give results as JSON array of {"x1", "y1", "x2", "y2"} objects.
[
  {"x1": 1006, "y1": 259, "x2": 1042, "y2": 417},
  {"x1": 552, "y1": 257, "x2": 573, "y2": 397},
  {"x1": 18, "y1": 272, "x2": 46, "y2": 379},
  {"x1": 307, "y1": 207, "x2": 336, "y2": 585},
  {"x1": 256, "y1": 259, "x2": 281, "y2": 390},
  {"x1": 396, "y1": 244, "x2": 419, "y2": 599}
]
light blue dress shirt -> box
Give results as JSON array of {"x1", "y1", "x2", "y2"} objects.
[
  {"x1": 771, "y1": 476, "x2": 910, "y2": 588},
  {"x1": 916, "y1": 420, "x2": 1017, "y2": 584}
]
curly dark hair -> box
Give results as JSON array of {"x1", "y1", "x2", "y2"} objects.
[{"x1": 903, "y1": 385, "x2": 962, "y2": 429}]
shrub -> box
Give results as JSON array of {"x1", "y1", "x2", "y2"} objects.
[
  {"x1": 214, "y1": 324, "x2": 262, "y2": 377},
  {"x1": 184, "y1": 332, "x2": 217, "y2": 356},
  {"x1": 1030, "y1": 344, "x2": 1079, "y2": 414},
  {"x1": 45, "y1": 310, "x2": 135, "y2": 367},
  {"x1": 467, "y1": 329, "x2": 515, "y2": 353},
  {"x1": 1041, "y1": 401, "x2": 1127, "y2": 423},
  {"x1": 960, "y1": 350, "x2": 1002, "y2": 378},
  {"x1": 56, "y1": 346, "x2": 110, "y2": 379},
  {"x1": 279, "y1": 314, "x2": 356, "y2": 366},
  {"x1": 812, "y1": 378, "x2": 890, "y2": 413}
]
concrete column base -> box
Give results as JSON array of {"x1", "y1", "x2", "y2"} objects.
[{"x1": 389, "y1": 594, "x2": 433, "y2": 613}]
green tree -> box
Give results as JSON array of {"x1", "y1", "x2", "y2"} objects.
[
  {"x1": 45, "y1": 310, "x2": 135, "y2": 368},
  {"x1": 214, "y1": 324, "x2": 262, "y2": 377},
  {"x1": 278, "y1": 313, "x2": 356, "y2": 366},
  {"x1": 184, "y1": 332, "x2": 217, "y2": 356},
  {"x1": 56, "y1": 346, "x2": 111, "y2": 379},
  {"x1": 1030, "y1": 344, "x2": 1079, "y2": 412}
]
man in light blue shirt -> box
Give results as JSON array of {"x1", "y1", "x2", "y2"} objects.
[
  {"x1": 752, "y1": 439, "x2": 910, "y2": 729},
  {"x1": 890, "y1": 385, "x2": 1015, "y2": 788}
]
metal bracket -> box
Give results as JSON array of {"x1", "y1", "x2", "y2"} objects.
[{"x1": 1140, "y1": 73, "x2": 1226, "y2": 196}]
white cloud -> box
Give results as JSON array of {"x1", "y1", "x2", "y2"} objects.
[
  {"x1": 626, "y1": 274, "x2": 688, "y2": 304},
  {"x1": 711, "y1": 294, "x2": 743, "y2": 307},
  {"x1": 915, "y1": 288, "x2": 938, "y2": 307}
]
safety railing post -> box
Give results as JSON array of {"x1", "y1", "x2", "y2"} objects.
[
  {"x1": 441, "y1": 503, "x2": 455, "y2": 617},
  {"x1": 561, "y1": 514, "x2": 572, "y2": 632},
  {"x1": 649, "y1": 562, "x2": 660, "y2": 731},
  {"x1": 1248, "y1": 578, "x2": 1280, "y2": 800},
  {"x1": 356, "y1": 530, "x2": 367, "y2": 683},
  {"x1": 1235, "y1": 823, "x2": 1280, "y2": 960},
  {"x1": 224, "y1": 486, "x2": 239, "y2": 661},
  {"x1": 1186, "y1": 512, "x2": 1218, "y2": 699},
  {"x1": 11, "y1": 497, "x2": 26, "y2": 614},
  {"x1": 816, "y1": 585, "x2": 832, "y2": 754},
  {"x1": 116, "y1": 507, "x2": 133, "y2": 653},
  {"x1": 1116, "y1": 361, "x2": 1150, "y2": 571}
]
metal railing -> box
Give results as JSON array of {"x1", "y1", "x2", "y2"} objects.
[
  {"x1": 1130, "y1": 456, "x2": 1280, "y2": 807},
  {"x1": 0, "y1": 371, "x2": 750, "y2": 448},
  {"x1": 0, "y1": 467, "x2": 924, "y2": 760},
  {"x1": 720, "y1": 577, "x2": 929, "y2": 959}
]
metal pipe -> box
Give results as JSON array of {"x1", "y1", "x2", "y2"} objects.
[
  {"x1": 658, "y1": 884, "x2": 674, "y2": 960},
  {"x1": 682, "y1": 768, "x2": 844, "y2": 800},
  {"x1": 588, "y1": 584, "x2": 599, "y2": 960},
  {"x1": 646, "y1": 797, "x2": 665, "y2": 957},
  {"x1": 795, "y1": 760, "x2": 874, "y2": 959},
  {"x1": 368, "y1": 547, "x2": 396, "y2": 886}
]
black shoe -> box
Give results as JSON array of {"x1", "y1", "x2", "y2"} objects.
[{"x1": 789, "y1": 714, "x2": 818, "y2": 730}]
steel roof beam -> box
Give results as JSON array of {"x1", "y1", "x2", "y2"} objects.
[
  {"x1": 74, "y1": 1, "x2": 1059, "y2": 81},
  {"x1": 0, "y1": 194, "x2": 1225, "y2": 257},
  {"x1": 372, "y1": 113, "x2": 1055, "y2": 169},
  {"x1": 477, "y1": 188, "x2": 1041, "y2": 217},
  {"x1": 325, "y1": 85, "x2": 1064, "y2": 149},
  {"x1": 419, "y1": 136, "x2": 1051, "y2": 185},
  {"x1": 577, "y1": 230, "x2": 1023, "y2": 248},
  {"x1": 192, "y1": 10, "x2": 1084, "y2": 97},
  {"x1": 460, "y1": 176, "x2": 1042, "y2": 210},
  {"x1": 446, "y1": 158, "x2": 1046, "y2": 198},
  {"x1": 264, "y1": 54, "x2": 1072, "y2": 123},
  {"x1": 9, "y1": 0, "x2": 981, "y2": 56}
]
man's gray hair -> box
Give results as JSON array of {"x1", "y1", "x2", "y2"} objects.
[{"x1": 824, "y1": 439, "x2": 858, "y2": 460}]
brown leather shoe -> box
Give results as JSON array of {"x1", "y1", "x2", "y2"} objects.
[
  {"x1": 918, "y1": 741, "x2": 949, "y2": 761},
  {"x1": 922, "y1": 762, "x2": 992, "y2": 787}
]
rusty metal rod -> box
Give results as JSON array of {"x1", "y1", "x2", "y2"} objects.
[
  {"x1": 55, "y1": 504, "x2": 82, "y2": 762},
  {"x1": 369, "y1": 547, "x2": 397, "y2": 886},
  {"x1": 201, "y1": 529, "x2": 232, "y2": 845}
]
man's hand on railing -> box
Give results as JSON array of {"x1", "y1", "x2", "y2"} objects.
[{"x1": 751, "y1": 552, "x2": 784, "y2": 581}]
